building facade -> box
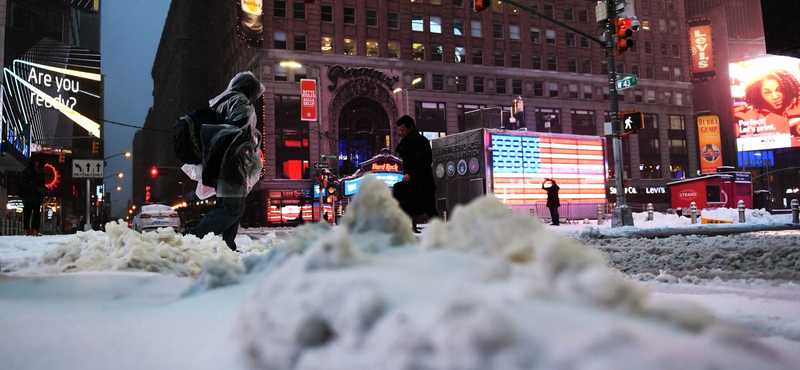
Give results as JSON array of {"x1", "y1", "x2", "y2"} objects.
[{"x1": 147, "y1": 0, "x2": 698, "y2": 226}]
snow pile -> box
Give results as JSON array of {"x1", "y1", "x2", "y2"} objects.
[
  {"x1": 700, "y1": 207, "x2": 790, "y2": 223},
  {"x1": 4, "y1": 220, "x2": 264, "y2": 280},
  {"x1": 231, "y1": 177, "x2": 795, "y2": 370},
  {"x1": 587, "y1": 233, "x2": 800, "y2": 281}
]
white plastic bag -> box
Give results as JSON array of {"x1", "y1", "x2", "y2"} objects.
[{"x1": 182, "y1": 163, "x2": 216, "y2": 199}]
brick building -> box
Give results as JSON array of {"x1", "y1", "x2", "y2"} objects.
[{"x1": 144, "y1": 0, "x2": 698, "y2": 226}]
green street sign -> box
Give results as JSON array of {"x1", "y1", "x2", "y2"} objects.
[
  {"x1": 320, "y1": 154, "x2": 338, "y2": 160},
  {"x1": 616, "y1": 76, "x2": 638, "y2": 90}
]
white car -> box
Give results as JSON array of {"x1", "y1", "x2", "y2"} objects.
[{"x1": 132, "y1": 204, "x2": 181, "y2": 232}]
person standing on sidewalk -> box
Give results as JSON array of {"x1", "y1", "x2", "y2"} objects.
[
  {"x1": 20, "y1": 156, "x2": 48, "y2": 236},
  {"x1": 393, "y1": 115, "x2": 439, "y2": 232},
  {"x1": 542, "y1": 178, "x2": 560, "y2": 225},
  {"x1": 185, "y1": 71, "x2": 265, "y2": 250}
]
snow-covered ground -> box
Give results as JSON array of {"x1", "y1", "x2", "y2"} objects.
[{"x1": 1, "y1": 176, "x2": 799, "y2": 370}]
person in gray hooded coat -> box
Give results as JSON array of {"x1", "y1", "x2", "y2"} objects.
[{"x1": 186, "y1": 71, "x2": 265, "y2": 250}]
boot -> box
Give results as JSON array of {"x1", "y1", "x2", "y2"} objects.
[
  {"x1": 25, "y1": 229, "x2": 32, "y2": 236},
  {"x1": 32, "y1": 230, "x2": 40, "y2": 236}
]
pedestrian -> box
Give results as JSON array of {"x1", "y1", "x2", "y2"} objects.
[
  {"x1": 185, "y1": 71, "x2": 265, "y2": 251},
  {"x1": 542, "y1": 178, "x2": 560, "y2": 226},
  {"x1": 19, "y1": 156, "x2": 48, "y2": 236},
  {"x1": 392, "y1": 115, "x2": 438, "y2": 233}
]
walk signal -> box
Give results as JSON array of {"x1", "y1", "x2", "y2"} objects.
[
  {"x1": 92, "y1": 141, "x2": 100, "y2": 155},
  {"x1": 615, "y1": 17, "x2": 634, "y2": 55},
  {"x1": 619, "y1": 111, "x2": 644, "y2": 136},
  {"x1": 473, "y1": 0, "x2": 490, "y2": 12}
]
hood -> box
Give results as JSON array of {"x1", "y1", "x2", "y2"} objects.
[{"x1": 209, "y1": 71, "x2": 265, "y2": 107}]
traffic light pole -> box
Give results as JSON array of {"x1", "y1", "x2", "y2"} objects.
[
  {"x1": 499, "y1": 0, "x2": 633, "y2": 226},
  {"x1": 604, "y1": 0, "x2": 633, "y2": 226}
]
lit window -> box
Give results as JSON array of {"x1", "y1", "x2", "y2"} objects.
[
  {"x1": 413, "y1": 15, "x2": 424, "y2": 32},
  {"x1": 413, "y1": 43, "x2": 425, "y2": 60},
  {"x1": 388, "y1": 42, "x2": 400, "y2": 58},
  {"x1": 471, "y1": 20, "x2": 482, "y2": 37},
  {"x1": 321, "y1": 36, "x2": 333, "y2": 54},
  {"x1": 366, "y1": 40, "x2": 379, "y2": 57},
  {"x1": 430, "y1": 16, "x2": 442, "y2": 34},
  {"x1": 343, "y1": 38, "x2": 355, "y2": 55}
]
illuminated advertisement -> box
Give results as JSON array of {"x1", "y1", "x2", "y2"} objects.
[
  {"x1": 237, "y1": 0, "x2": 264, "y2": 45},
  {"x1": 490, "y1": 135, "x2": 606, "y2": 204},
  {"x1": 344, "y1": 173, "x2": 404, "y2": 196},
  {"x1": 697, "y1": 115, "x2": 723, "y2": 174},
  {"x1": 2, "y1": 39, "x2": 102, "y2": 157},
  {"x1": 730, "y1": 56, "x2": 800, "y2": 151},
  {"x1": 687, "y1": 18, "x2": 716, "y2": 81}
]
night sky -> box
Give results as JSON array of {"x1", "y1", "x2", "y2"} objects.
[{"x1": 100, "y1": 0, "x2": 170, "y2": 217}]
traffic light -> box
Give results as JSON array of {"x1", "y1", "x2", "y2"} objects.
[
  {"x1": 150, "y1": 167, "x2": 159, "y2": 177},
  {"x1": 473, "y1": 0, "x2": 490, "y2": 12},
  {"x1": 92, "y1": 141, "x2": 100, "y2": 155},
  {"x1": 619, "y1": 111, "x2": 644, "y2": 136},
  {"x1": 615, "y1": 17, "x2": 634, "y2": 55}
]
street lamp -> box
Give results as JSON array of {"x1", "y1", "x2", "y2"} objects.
[
  {"x1": 105, "y1": 151, "x2": 131, "y2": 161},
  {"x1": 280, "y1": 61, "x2": 326, "y2": 221},
  {"x1": 104, "y1": 172, "x2": 124, "y2": 180},
  {"x1": 392, "y1": 77, "x2": 423, "y2": 115}
]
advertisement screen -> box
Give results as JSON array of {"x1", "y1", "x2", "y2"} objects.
[
  {"x1": 697, "y1": 115, "x2": 723, "y2": 174},
  {"x1": 730, "y1": 56, "x2": 800, "y2": 151},
  {"x1": 344, "y1": 173, "x2": 403, "y2": 196},
  {"x1": 490, "y1": 135, "x2": 606, "y2": 205}
]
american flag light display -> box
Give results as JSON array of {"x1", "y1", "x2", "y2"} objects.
[{"x1": 491, "y1": 134, "x2": 606, "y2": 204}]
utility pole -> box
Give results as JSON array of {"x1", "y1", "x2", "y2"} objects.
[{"x1": 488, "y1": 0, "x2": 636, "y2": 226}]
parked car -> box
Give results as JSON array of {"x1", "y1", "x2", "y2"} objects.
[{"x1": 132, "y1": 204, "x2": 181, "y2": 232}]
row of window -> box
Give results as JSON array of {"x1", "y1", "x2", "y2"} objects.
[{"x1": 275, "y1": 1, "x2": 683, "y2": 37}]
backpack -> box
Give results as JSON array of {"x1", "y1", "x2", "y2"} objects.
[{"x1": 172, "y1": 107, "x2": 218, "y2": 164}]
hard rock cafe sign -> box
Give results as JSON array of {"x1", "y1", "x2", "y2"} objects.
[{"x1": 327, "y1": 64, "x2": 400, "y2": 92}]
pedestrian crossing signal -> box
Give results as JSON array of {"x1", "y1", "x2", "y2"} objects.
[
  {"x1": 619, "y1": 111, "x2": 643, "y2": 136},
  {"x1": 92, "y1": 141, "x2": 100, "y2": 155}
]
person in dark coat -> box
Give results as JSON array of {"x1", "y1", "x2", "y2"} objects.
[
  {"x1": 542, "y1": 178, "x2": 560, "y2": 225},
  {"x1": 20, "y1": 156, "x2": 48, "y2": 236},
  {"x1": 185, "y1": 71, "x2": 265, "y2": 251},
  {"x1": 393, "y1": 115, "x2": 438, "y2": 232}
]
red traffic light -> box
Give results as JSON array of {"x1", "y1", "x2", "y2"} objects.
[
  {"x1": 615, "y1": 17, "x2": 635, "y2": 55},
  {"x1": 150, "y1": 167, "x2": 159, "y2": 177},
  {"x1": 473, "y1": 0, "x2": 490, "y2": 11}
]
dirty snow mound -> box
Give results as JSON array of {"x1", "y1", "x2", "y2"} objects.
[
  {"x1": 6, "y1": 220, "x2": 239, "y2": 279},
  {"x1": 233, "y1": 191, "x2": 794, "y2": 370}
]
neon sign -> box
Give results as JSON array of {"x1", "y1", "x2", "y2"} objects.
[
  {"x1": 490, "y1": 135, "x2": 606, "y2": 204},
  {"x1": 44, "y1": 163, "x2": 60, "y2": 190},
  {"x1": 371, "y1": 162, "x2": 400, "y2": 172}
]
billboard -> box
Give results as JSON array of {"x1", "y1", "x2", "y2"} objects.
[
  {"x1": 237, "y1": 0, "x2": 264, "y2": 45},
  {"x1": 490, "y1": 135, "x2": 606, "y2": 205},
  {"x1": 688, "y1": 18, "x2": 716, "y2": 81},
  {"x1": 697, "y1": 115, "x2": 723, "y2": 174},
  {"x1": 300, "y1": 79, "x2": 317, "y2": 121},
  {"x1": 730, "y1": 56, "x2": 800, "y2": 151}
]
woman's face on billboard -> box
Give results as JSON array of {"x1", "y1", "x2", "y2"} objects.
[{"x1": 761, "y1": 78, "x2": 784, "y2": 111}]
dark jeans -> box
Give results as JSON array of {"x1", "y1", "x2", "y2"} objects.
[
  {"x1": 23, "y1": 204, "x2": 41, "y2": 230},
  {"x1": 548, "y1": 206, "x2": 560, "y2": 225},
  {"x1": 188, "y1": 197, "x2": 246, "y2": 250}
]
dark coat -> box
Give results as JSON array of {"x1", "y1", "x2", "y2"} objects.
[
  {"x1": 543, "y1": 182, "x2": 560, "y2": 208},
  {"x1": 394, "y1": 129, "x2": 436, "y2": 216},
  {"x1": 396, "y1": 129, "x2": 436, "y2": 196},
  {"x1": 20, "y1": 161, "x2": 47, "y2": 206}
]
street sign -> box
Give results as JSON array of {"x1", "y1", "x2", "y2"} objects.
[
  {"x1": 301, "y1": 79, "x2": 317, "y2": 121},
  {"x1": 313, "y1": 162, "x2": 329, "y2": 169},
  {"x1": 616, "y1": 76, "x2": 638, "y2": 90},
  {"x1": 619, "y1": 111, "x2": 644, "y2": 136},
  {"x1": 72, "y1": 159, "x2": 104, "y2": 178},
  {"x1": 321, "y1": 154, "x2": 338, "y2": 160}
]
